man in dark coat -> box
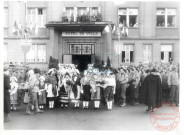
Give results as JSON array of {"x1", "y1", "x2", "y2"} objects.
[
  {"x1": 4, "y1": 66, "x2": 11, "y2": 122},
  {"x1": 142, "y1": 68, "x2": 162, "y2": 112}
]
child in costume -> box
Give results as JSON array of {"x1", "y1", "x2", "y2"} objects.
[
  {"x1": 38, "y1": 76, "x2": 47, "y2": 109},
  {"x1": 10, "y1": 76, "x2": 19, "y2": 111}
]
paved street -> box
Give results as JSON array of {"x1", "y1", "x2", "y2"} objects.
[{"x1": 4, "y1": 103, "x2": 179, "y2": 131}]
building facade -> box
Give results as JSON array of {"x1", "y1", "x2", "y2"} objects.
[{"x1": 3, "y1": 1, "x2": 180, "y2": 70}]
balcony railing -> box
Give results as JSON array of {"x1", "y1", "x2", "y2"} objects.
[{"x1": 62, "y1": 12, "x2": 102, "y2": 23}]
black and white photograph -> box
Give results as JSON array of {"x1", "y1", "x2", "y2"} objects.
[{"x1": 1, "y1": 0, "x2": 183, "y2": 134}]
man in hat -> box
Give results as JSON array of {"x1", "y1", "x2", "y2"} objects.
[
  {"x1": 128, "y1": 67, "x2": 140, "y2": 105},
  {"x1": 168, "y1": 66, "x2": 179, "y2": 106},
  {"x1": 142, "y1": 68, "x2": 162, "y2": 112},
  {"x1": 4, "y1": 66, "x2": 11, "y2": 122}
]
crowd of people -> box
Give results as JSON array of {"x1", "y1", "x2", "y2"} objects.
[{"x1": 4, "y1": 61, "x2": 179, "y2": 122}]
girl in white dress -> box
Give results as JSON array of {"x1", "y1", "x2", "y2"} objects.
[{"x1": 10, "y1": 76, "x2": 19, "y2": 111}]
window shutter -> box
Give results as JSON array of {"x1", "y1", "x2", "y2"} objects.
[
  {"x1": 122, "y1": 51, "x2": 125, "y2": 62},
  {"x1": 130, "y1": 51, "x2": 133, "y2": 62},
  {"x1": 161, "y1": 52, "x2": 164, "y2": 60}
]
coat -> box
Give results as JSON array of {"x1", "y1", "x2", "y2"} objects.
[
  {"x1": 141, "y1": 73, "x2": 162, "y2": 107},
  {"x1": 4, "y1": 74, "x2": 11, "y2": 113}
]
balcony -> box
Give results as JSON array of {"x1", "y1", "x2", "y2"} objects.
[{"x1": 45, "y1": 21, "x2": 112, "y2": 32}]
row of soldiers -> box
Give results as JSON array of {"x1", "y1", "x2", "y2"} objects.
[{"x1": 115, "y1": 64, "x2": 179, "y2": 110}]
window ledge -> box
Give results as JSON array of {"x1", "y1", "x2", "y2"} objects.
[
  {"x1": 38, "y1": 27, "x2": 46, "y2": 28},
  {"x1": 26, "y1": 62, "x2": 48, "y2": 64},
  {"x1": 128, "y1": 27, "x2": 139, "y2": 29},
  {"x1": 156, "y1": 27, "x2": 178, "y2": 29},
  {"x1": 4, "y1": 37, "x2": 49, "y2": 39}
]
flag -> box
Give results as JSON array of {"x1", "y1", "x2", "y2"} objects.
[
  {"x1": 125, "y1": 27, "x2": 128, "y2": 37},
  {"x1": 24, "y1": 23, "x2": 30, "y2": 34},
  {"x1": 18, "y1": 22, "x2": 23, "y2": 36},
  {"x1": 12, "y1": 21, "x2": 18, "y2": 35},
  {"x1": 116, "y1": 27, "x2": 121, "y2": 40},
  {"x1": 32, "y1": 24, "x2": 38, "y2": 36},
  {"x1": 29, "y1": 23, "x2": 33, "y2": 32},
  {"x1": 112, "y1": 25, "x2": 116, "y2": 34},
  {"x1": 121, "y1": 26, "x2": 128, "y2": 37},
  {"x1": 103, "y1": 25, "x2": 110, "y2": 33}
]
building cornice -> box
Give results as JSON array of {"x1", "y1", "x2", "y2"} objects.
[
  {"x1": 4, "y1": 37, "x2": 50, "y2": 40},
  {"x1": 112, "y1": 38, "x2": 180, "y2": 41}
]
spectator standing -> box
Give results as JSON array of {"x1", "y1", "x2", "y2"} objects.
[
  {"x1": 4, "y1": 66, "x2": 11, "y2": 122},
  {"x1": 168, "y1": 66, "x2": 179, "y2": 106}
]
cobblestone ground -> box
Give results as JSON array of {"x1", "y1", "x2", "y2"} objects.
[{"x1": 4, "y1": 103, "x2": 179, "y2": 130}]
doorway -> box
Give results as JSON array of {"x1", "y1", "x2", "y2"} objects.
[{"x1": 72, "y1": 55, "x2": 91, "y2": 71}]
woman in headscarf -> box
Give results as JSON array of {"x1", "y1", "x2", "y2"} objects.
[
  {"x1": 38, "y1": 76, "x2": 47, "y2": 110},
  {"x1": 70, "y1": 70, "x2": 81, "y2": 108},
  {"x1": 59, "y1": 73, "x2": 73, "y2": 108},
  {"x1": 91, "y1": 69, "x2": 102, "y2": 109},
  {"x1": 47, "y1": 68, "x2": 58, "y2": 109},
  {"x1": 80, "y1": 70, "x2": 91, "y2": 109}
]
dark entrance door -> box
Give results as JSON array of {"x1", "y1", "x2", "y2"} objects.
[{"x1": 72, "y1": 55, "x2": 91, "y2": 71}]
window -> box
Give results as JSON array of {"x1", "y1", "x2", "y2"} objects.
[
  {"x1": 4, "y1": 7, "x2": 8, "y2": 28},
  {"x1": 27, "y1": 8, "x2": 46, "y2": 27},
  {"x1": 122, "y1": 45, "x2": 134, "y2": 63},
  {"x1": 143, "y1": 45, "x2": 152, "y2": 63},
  {"x1": 66, "y1": 7, "x2": 74, "y2": 21},
  {"x1": 4, "y1": 44, "x2": 8, "y2": 62},
  {"x1": 119, "y1": 8, "x2": 138, "y2": 28},
  {"x1": 91, "y1": 7, "x2": 100, "y2": 15},
  {"x1": 70, "y1": 44, "x2": 95, "y2": 55},
  {"x1": 161, "y1": 45, "x2": 172, "y2": 63},
  {"x1": 78, "y1": 7, "x2": 87, "y2": 15},
  {"x1": 26, "y1": 44, "x2": 46, "y2": 62},
  {"x1": 156, "y1": 8, "x2": 176, "y2": 27}
]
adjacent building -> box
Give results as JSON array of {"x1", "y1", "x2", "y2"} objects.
[{"x1": 3, "y1": 1, "x2": 180, "y2": 70}]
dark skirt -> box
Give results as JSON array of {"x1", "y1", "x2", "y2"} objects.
[
  {"x1": 59, "y1": 85, "x2": 70, "y2": 104},
  {"x1": 104, "y1": 86, "x2": 114, "y2": 102},
  {"x1": 39, "y1": 91, "x2": 47, "y2": 105},
  {"x1": 17, "y1": 89, "x2": 26, "y2": 105},
  {"x1": 4, "y1": 93, "x2": 10, "y2": 113},
  {"x1": 81, "y1": 85, "x2": 91, "y2": 101},
  {"x1": 47, "y1": 97, "x2": 55, "y2": 101},
  {"x1": 91, "y1": 86, "x2": 101, "y2": 101},
  {"x1": 10, "y1": 93, "x2": 18, "y2": 105}
]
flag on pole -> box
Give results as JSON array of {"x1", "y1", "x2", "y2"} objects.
[
  {"x1": 18, "y1": 22, "x2": 23, "y2": 36},
  {"x1": 32, "y1": 24, "x2": 38, "y2": 36},
  {"x1": 121, "y1": 26, "x2": 128, "y2": 37},
  {"x1": 12, "y1": 21, "x2": 18, "y2": 36},
  {"x1": 125, "y1": 27, "x2": 128, "y2": 37},
  {"x1": 112, "y1": 25, "x2": 116, "y2": 34},
  {"x1": 103, "y1": 25, "x2": 110, "y2": 33},
  {"x1": 29, "y1": 22, "x2": 33, "y2": 32}
]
